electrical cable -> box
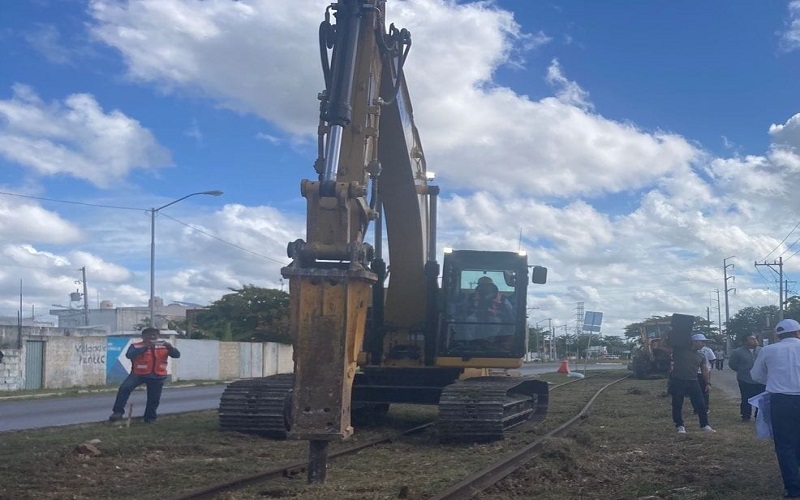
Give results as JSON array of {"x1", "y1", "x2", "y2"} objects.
[
  {"x1": 159, "y1": 213, "x2": 290, "y2": 265},
  {"x1": 762, "y1": 221, "x2": 800, "y2": 260},
  {"x1": 0, "y1": 190, "x2": 140, "y2": 211}
]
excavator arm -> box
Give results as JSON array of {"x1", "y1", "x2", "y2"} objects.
[{"x1": 281, "y1": 0, "x2": 430, "y2": 445}]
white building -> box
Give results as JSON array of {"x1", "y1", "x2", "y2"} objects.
[{"x1": 49, "y1": 297, "x2": 198, "y2": 333}]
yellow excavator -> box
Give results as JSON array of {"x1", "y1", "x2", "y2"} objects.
[{"x1": 219, "y1": 0, "x2": 548, "y2": 479}]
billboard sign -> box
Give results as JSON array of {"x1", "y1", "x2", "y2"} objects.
[{"x1": 583, "y1": 311, "x2": 603, "y2": 332}]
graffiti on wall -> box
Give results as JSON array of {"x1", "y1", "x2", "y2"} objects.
[{"x1": 75, "y1": 344, "x2": 106, "y2": 365}]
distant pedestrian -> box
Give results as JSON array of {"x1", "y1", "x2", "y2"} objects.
[
  {"x1": 751, "y1": 318, "x2": 800, "y2": 499},
  {"x1": 728, "y1": 334, "x2": 765, "y2": 422},
  {"x1": 694, "y1": 334, "x2": 716, "y2": 410},
  {"x1": 109, "y1": 328, "x2": 180, "y2": 424},
  {"x1": 669, "y1": 333, "x2": 715, "y2": 434},
  {"x1": 715, "y1": 349, "x2": 726, "y2": 370}
]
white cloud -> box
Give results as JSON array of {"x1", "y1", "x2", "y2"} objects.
[
  {"x1": 0, "y1": 84, "x2": 173, "y2": 187},
  {"x1": 0, "y1": 197, "x2": 82, "y2": 243},
  {"x1": 89, "y1": 0, "x2": 325, "y2": 137},
  {"x1": 769, "y1": 112, "x2": 800, "y2": 149},
  {"x1": 546, "y1": 59, "x2": 592, "y2": 110},
  {"x1": 5, "y1": 0, "x2": 797, "y2": 335},
  {"x1": 780, "y1": 0, "x2": 800, "y2": 52}
]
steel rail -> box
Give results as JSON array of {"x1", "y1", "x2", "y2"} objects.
[
  {"x1": 172, "y1": 375, "x2": 592, "y2": 500},
  {"x1": 428, "y1": 374, "x2": 631, "y2": 500},
  {"x1": 172, "y1": 421, "x2": 433, "y2": 500}
]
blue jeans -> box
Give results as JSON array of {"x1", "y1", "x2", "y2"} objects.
[
  {"x1": 112, "y1": 374, "x2": 165, "y2": 422},
  {"x1": 669, "y1": 377, "x2": 708, "y2": 428},
  {"x1": 770, "y1": 393, "x2": 800, "y2": 496}
]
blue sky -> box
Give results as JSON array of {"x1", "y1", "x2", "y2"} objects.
[{"x1": 2, "y1": 0, "x2": 800, "y2": 337}]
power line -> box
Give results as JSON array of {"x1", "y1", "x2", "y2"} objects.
[
  {"x1": 779, "y1": 235, "x2": 800, "y2": 258},
  {"x1": 0, "y1": 190, "x2": 288, "y2": 266},
  {"x1": 160, "y1": 213, "x2": 289, "y2": 265},
  {"x1": 763, "y1": 221, "x2": 800, "y2": 260},
  {"x1": 0, "y1": 190, "x2": 141, "y2": 211}
]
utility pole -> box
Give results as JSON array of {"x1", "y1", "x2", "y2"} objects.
[
  {"x1": 18, "y1": 279, "x2": 23, "y2": 348},
  {"x1": 80, "y1": 267, "x2": 89, "y2": 326},
  {"x1": 723, "y1": 257, "x2": 736, "y2": 352},
  {"x1": 713, "y1": 289, "x2": 722, "y2": 335},
  {"x1": 723, "y1": 257, "x2": 736, "y2": 329},
  {"x1": 754, "y1": 256, "x2": 783, "y2": 321}
]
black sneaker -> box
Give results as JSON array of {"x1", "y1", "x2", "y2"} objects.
[
  {"x1": 741, "y1": 416, "x2": 751, "y2": 423},
  {"x1": 108, "y1": 412, "x2": 124, "y2": 422}
]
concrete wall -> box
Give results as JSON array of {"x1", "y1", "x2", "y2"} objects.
[
  {"x1": 265, "y1": 342, "x2": 293, "y2": 375},
  {"x1": 239, "y1": 342, "x2": 264, "y2": 378},
  {"x1": 0, "y1": 334, "x2": 294, "y2": 391},
  {"x1": 218, "y1": 342, "x2": 239, "y2": 380},
  {"x1": 172, "y1": 339, "x2": 220, "y2": 381},
  {"x1": 43, "y1": 337, "x2": 108, "y2": 388},
  {"x1": 0, "y1": 350, "x2": 22, "y2": 391}
]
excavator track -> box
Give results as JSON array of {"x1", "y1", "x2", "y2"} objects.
[
  {"x1": 218, "y1": 374, "x2": 294, "y2": 438},
  {"x1": 437, "y1": 376, "x2": 549, "y2": 443}
]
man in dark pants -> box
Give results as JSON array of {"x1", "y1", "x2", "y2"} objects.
[
  {"x1": 109, "y1": 328, "x2": 181, "y2": 423},
  {"x1": 692, "y1": 333, "x2": 715, "y2": 411},
  {"x1": 751, "y1": 319, "x2": 800, "y2": 499},
  {"x1": 729, "y1": 334, "x2": 765, "y2": 422},
  {"x1": 670, "y1": 342, "x2": 715, "y2": 434}
]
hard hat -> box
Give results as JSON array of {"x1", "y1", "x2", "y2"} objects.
[
  {"x1": 690, "y1": 332, "x2": 708, "y2": 341},
  {"x1": 775, "y1": 319, "x2": 800, "y2": 334}
]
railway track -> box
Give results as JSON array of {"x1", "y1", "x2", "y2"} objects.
[{"x1": 173, "y1": 372, "x2": 628, "y2": 500}]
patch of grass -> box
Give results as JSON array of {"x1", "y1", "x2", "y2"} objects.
[
  {"x1": 480, "y1": 376, "x2": 782, "y2": 499},
  {"x1": 0, "y1": 374, "x2": 785, "y2": 499}
]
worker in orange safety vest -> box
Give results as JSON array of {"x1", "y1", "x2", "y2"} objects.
[{"x1": 109, "y1": 327, "x2": 181, "y2": 423}]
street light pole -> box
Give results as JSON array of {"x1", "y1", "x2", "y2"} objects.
[{"x1": 149, "y1": 190, "x2": 223, "y2": 327}]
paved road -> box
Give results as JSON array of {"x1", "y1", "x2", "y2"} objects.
[
  {"x1": 0, "y1": 384, "x2": 226, "y2": 433},
  {"x1": 519, "y1": 360, "x2": 742, "y2": 400},
  {"x1": 518, "y1": 361, "x2": 628, "y2": 376}
]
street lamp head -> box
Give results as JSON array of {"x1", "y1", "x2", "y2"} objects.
[{"x1": 150, "y1": 189, "x2": 223, "y2": 327}]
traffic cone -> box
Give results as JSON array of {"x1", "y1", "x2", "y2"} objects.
[{"x1": 557, "y1": 359, "x2": 570, "y2": 374}]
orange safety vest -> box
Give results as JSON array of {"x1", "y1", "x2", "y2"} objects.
[
  {"x1": 131, "y1": 342, "x2": 171, "y2": 376},
  {"x1": 472, "y1": 292, "x2": 505, "y2": 316}
]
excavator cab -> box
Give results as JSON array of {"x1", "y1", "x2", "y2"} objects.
[{"x1": 436, "y1": 249, "x2": 546, "y2": 368}]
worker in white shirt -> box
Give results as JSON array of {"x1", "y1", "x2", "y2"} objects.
[{"x1": 751, "y1": 318, "x2": 800, "y2": 499}]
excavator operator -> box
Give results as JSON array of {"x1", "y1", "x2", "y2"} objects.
[{"x1": 467, "y1": 276, "x2": 514, "y2": 323}]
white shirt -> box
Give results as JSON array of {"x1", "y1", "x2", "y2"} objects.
[
  {"x1": 697, "y1": 346, "x2": 716, "y2": 374},
  {"x1": 751, "y1": 337, "x2": 800, "y2": 395}
]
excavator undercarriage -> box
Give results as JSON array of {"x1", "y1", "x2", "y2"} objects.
[{"x1": 219, "y1": 371, "x2": 549, "y2": 443}]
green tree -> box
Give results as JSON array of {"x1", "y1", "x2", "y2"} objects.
[
  {"x1": 784, "y1": 296, "x2": 800, "y2": 321},
  {"x1": 726, "y1": 305, "x2": 779, "y2": 344},
  {"x1": 187, "y1": 285, "x2": 291, "y2": 343}
]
